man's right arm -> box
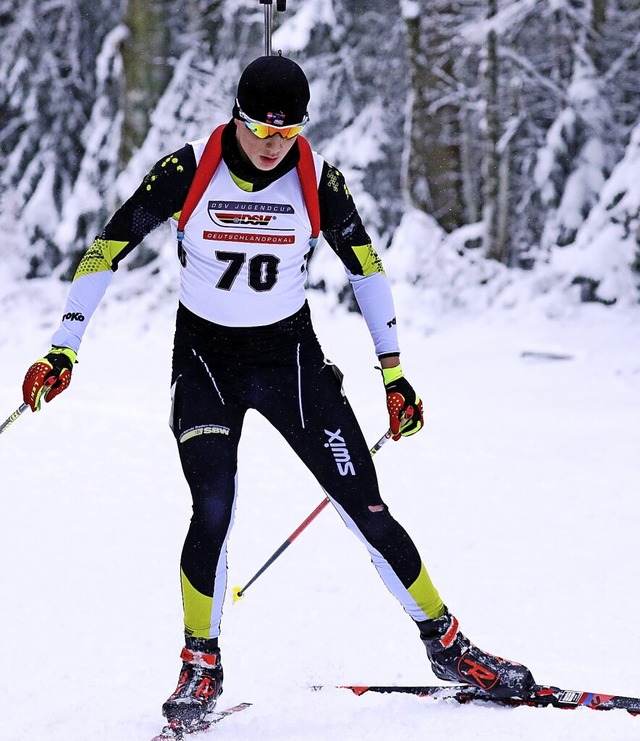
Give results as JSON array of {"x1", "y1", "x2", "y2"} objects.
[{"x1": 51, "y1": 146, "x2": 196, "y2": 352}]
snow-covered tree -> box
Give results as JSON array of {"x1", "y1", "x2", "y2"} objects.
[
  {"x1": 547, "y1": 117, "x2": 640, "y2": 306},
  {"x1": 534, "y1": 48, "x2": 615, "y2": 247},
  {"x1": 0, "y1": 0, "x2": 123, "y2": 276},
  {"x1": 2, "y1": 0, "x2": 640, "y2": 305}
]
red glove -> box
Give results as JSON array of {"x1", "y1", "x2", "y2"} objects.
[
  {"x1": 23, "y1": 347, "x2": 77, "y2": 412},
  {"x1": 382, "y1": 364, "x2": 424, "y2": 440}
]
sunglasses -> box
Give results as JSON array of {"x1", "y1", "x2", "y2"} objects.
[{"x1": 236, "y1": 101, "x2": 309, "y2": 140}]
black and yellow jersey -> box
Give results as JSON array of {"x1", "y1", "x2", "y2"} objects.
[{"x1": 51, "y1": 122, "x2": 399, "y2": 357}]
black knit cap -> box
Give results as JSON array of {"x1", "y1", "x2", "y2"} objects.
[{"x1": 233, "y1": 55, "x2": 310, "y2": 126}]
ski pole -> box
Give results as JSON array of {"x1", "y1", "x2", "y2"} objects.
[
  {"x1": 1, "y1": 380, "x2": 55, "y2": 437},
  {"x1": 232, "y1": 429, "x2": 392, "y2": 602},
  {"x1": 0, "y1": 402, "x2": 29, "y2": 436}
]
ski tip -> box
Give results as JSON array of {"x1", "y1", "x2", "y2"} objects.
[{"x1": 232, "y1": 586, "x2": 244, "y2": 603}]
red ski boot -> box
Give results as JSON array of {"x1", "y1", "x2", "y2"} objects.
[
  {"x1": 419, "y1": 609, "x2": 535, "y2": 699},
  {"x1": 162, "y1": 641, "x2": 223, "y2": 726}
]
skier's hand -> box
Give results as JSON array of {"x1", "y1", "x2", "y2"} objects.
[
  {"x1": 382, "y1": 364, "x2": 423, "y2": 440},
  {"x1": 22, "y1": 347, "x2": 77, "y2": 412}
]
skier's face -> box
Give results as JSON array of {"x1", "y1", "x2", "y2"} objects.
[{"x1": 235, "y1": 119, "x2": 298, "y2": 171}]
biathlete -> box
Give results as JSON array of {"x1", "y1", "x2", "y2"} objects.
[{"x1": 22, "y1": 55, "x2": 535, "y2": 729}]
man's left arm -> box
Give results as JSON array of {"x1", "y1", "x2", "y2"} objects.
[{"x1": 318, "y1": 162, "x2": 423, "y2": 439}]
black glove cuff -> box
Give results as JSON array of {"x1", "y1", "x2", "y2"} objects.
[{"x1": 45, "y1": 352, "x2": 74, "y2": 374}]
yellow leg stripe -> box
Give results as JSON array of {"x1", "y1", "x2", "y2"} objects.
[
  {"x1": 408, "y1": 563, "x2": 445, "y2": 619},
  {"x1": 181, "y1": 570, "x2": 214, "y2": 639}
]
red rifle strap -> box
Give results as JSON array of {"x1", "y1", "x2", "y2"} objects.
[
  {"x1": 177, "y1": 127, "x2": 320, "y2": 243},
  {"x1": 296, "y1": 135, "x2": 321, "y2": 242},
  {"x1": 177, "y1": 124, "x2": 225, "y2": 238}
]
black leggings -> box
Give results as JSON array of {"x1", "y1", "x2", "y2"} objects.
[{"x1": 170, "y1": 303, "x2": 443, "y2": 638}]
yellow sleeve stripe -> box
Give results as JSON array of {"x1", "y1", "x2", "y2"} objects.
[
  {"x1": 352, "y1": 244, "x2": 386, "y2": 276},
  {"x1": 73, "y1": 238, "x2": 130, "y2": 279}
]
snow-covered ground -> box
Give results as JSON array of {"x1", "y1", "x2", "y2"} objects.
[{"x1": 1, "y1": 276, "x2": 639, "y2": 740}]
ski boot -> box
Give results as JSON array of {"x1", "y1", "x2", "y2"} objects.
[
  {"x1": 162, "y1": 638, "x2": 223, "y2": 726},
  {"x1": 418, "y1": 609, "x2": 535, "y2": 699}
]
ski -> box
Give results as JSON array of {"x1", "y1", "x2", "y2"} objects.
[
  {"x1": 151, "y1": 702, "x2": 252, "y2": 740},
  {"x1": 333, "y1": 684, "x2": 640, "y2": 715}
]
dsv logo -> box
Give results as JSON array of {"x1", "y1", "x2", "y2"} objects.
[
  {"x1": 63, "y1": 312, "x2": 85, "y2": 322},
  {"x1": 323, "y1": 428, "x2": 355, "y2": 476}
]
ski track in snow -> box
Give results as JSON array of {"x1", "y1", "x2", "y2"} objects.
[{"x1": 0, "y1": 282, "x2": 639, "y2": 741}]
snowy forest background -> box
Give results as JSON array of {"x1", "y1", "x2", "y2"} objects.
[
  {"x1": 2, "y1": 5, "x2": 640, "y2": 739},
  {"x1": 1, "y1": 0, "x2": 640, "y2": 320}
]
